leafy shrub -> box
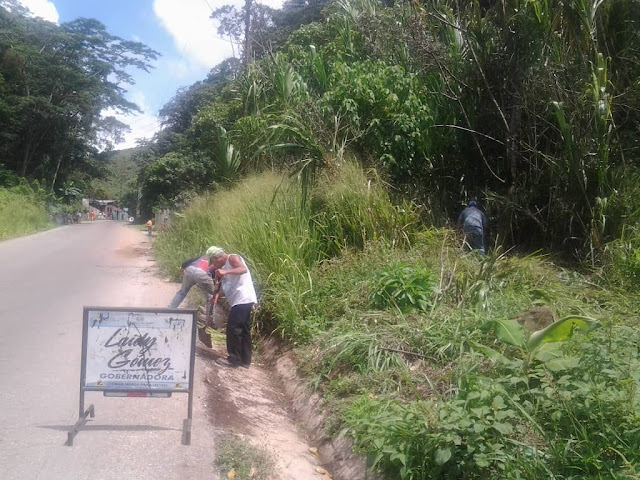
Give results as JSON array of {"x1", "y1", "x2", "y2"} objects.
[
  {"x1": 321, "y1": 60, "x2": 434, "y2": 180},
  {"x1": 0, "y1": 164, "x2": 20, "y2": 187},
  {"x1": 369, "y1": 263, "x2": 436, "y2": 313}
]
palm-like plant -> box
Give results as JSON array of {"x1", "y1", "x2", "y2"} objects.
[
  {"x1": 212, "y1": 126, "x2": 241, "y2": 185},
  {"x1": 232, "y1": 65, "x2": 267, "y2": 116},
  {"x1": 259, "y1": 111, "x2": 327, "y2": 208},
  {"x1": 268, "y1": 53, "x2": 308, "y2": 107},
  {"x1": 58, "y1": 180, "x2": 82, "y2": 203}
]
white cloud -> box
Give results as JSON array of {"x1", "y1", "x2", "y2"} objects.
[
  {"x1": 129, "y1": 90, "x2": 151, "y2": 112},
  {"x1": 161, "y1": 57, "x2": 193, "y2": 82},
  {"x1": 153, "y1": 0, "x2": 236, "y2": 70},
  {"x1": 117, "y1": 111, "x2": 162, "y2": 149},
  {"x1": 17, "y1": 0, "x2": 58, "y2": 23},
  {"x1": 152, "y1": 0, "x2": 285, "y2": 72},
  {"x1": 103, "y1": 92, "x2": 161, "y2": 150}
]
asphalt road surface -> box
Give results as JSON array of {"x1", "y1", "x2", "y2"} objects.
[{"x1": 0, "y1": 220, "x2": 216, "y2": 480}]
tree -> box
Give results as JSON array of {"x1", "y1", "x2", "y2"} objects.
[
  {"x1": 210, "y1": 0, "x2": 330, "y2": 64},
  {"x1": 0, "y1": 6, "x2": 159, "y2": 194}
]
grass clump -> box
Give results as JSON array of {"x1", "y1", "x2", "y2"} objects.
[
  {"x1": 0, "y1": 182, "x2": 51, "y2": 240},
  {"x1": 216, "y1": 434, "x2": 275, "y2": 480},
  {"x1": 599, "y1": 226, "x2": 640, "y2": 293}
]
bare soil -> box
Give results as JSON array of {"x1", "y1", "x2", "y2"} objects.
[{"x1": 191, "y1": 330, "x2": 378, "y2": 480}]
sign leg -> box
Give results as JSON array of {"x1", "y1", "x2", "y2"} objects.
[
  {"x1": 66, "y1": 404, "x2": 94, "y2": 446},
  {"x1": 182, "y1": 418, "x2": 192, "y2": 446}
]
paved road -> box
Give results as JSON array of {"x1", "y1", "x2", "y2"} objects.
[{"x1": 0, "y1": 221, "x2": 216, "y2": 480}]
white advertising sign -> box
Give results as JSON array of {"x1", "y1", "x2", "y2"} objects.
[{"x1": 83, "y1": 309, "x2": 195, "y2": 391}]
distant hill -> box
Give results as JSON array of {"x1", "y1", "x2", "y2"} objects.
[{"x1": 93, "y1": 147, "x2": 143, "y2": 208}]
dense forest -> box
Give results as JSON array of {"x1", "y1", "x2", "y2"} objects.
[
  {"x1": 139, "y1": 0, "x2": 640, "y2": 261},
  {"x1": 0, "y1": 0, "x2": 158, "y2": 222}
]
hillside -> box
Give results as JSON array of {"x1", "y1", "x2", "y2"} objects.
[{"x1": 155, "y1": 166, "x2": 640, "y2": 479}]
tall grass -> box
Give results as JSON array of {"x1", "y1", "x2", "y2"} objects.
[
  {"x1": 0, "y1": 183, "x2": 51, "y2": 240},
  {"x1": 154, "y1": 170, "x2": 320, "y2": 284},
  {"x1": 311, "y1": 163, "x2": 418, "y2": 257},
  {"x1": 154, "y1": 162, "x2": 418, "y2": 341}
]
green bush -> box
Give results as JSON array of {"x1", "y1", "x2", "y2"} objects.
[
  {"x1": 369, "y1": 263, "x2": 436, "y2": 313},
  {"x1": 321, "y1": 60, "x2": 434, "y2": 180}
]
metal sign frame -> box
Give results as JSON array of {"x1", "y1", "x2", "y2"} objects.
[{"x1": 67, "y1": 306, "x2": 197, "y2": 446}]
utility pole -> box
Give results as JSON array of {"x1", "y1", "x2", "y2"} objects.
[{"x1": 136, "y1": 185, "x2": 142, "y2": 220}]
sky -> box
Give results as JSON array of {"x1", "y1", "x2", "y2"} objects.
[{"x1": 17, "y1": 0, "x2": 284, "y2": 149}]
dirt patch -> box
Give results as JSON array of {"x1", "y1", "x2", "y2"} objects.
[
  {"x1": 262, "y1": 340, "x2": 381, "y2": 480},
  {"x1": 194, "y1": 338, "x2": 329, "y2": 480},
  {"x1": 197, "y1": 347, "x2": 253, "y2": 435}
]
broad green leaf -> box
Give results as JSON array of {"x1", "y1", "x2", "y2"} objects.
[
  {"x1": 466, "y1": 391, "x2": 481, "y2": 401},
  {"x1": 545, "y1": 356, "x2": 580, "y2": 371},
  {"x1": 488, "y1": 318, "x2": 526, "y2": 347},
  {"x1": 471, "y1": 406, "x2": 489, "y2": 418},
  {"x1": 531, "y1": 342, "x2": 564, "y2": 362},
  {"x1": 474, "y1": 453, "x2": 490, "y2": 468},
  {"x1": 528, "y1": 316, "x2": 599, "y2": 352},
  {"x1": 390, "y1": 452, "x2": 407, "y2": 465},
  {"x1": 492, "y1": 422, "x2": 513, "y2": 435},
  {"x1": 468, "y1": 341, "x2": 512, "y2": 364},
  {"x1": 435, "y1": 448, "x2": 452, "y2": 465}
]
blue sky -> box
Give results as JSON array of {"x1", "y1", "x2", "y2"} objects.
[{"x1": 17, "y1": 0, "x2": 283, "y2": 148}]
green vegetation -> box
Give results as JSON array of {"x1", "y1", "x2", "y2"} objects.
[
  {"x1": 91, "y1": 148, "x2": 141, "y2": 212},
  {"x1": 5, "y1": 0, "x2": 640, "y2": 477},
  {"x1": 0, "y1": 180, "x2": 50, "y2": 239},
  {"x1": 0, "y1": 3, "x2": 158, "y2": 219},
  {"x1": 138, "y1": 0, "x2": 640, "y2": 258},
  {"x1": 369, "y1": 263, "x2": 436, "y2": 313},
  {"x1": 146, "y1": 0, "x2": 640, "y2": 472},
  {"x1": 155, "y1": 162, "x2": 415, "y2": 341},
  {"x1": 155, "y1": 164, "x2": 640, "y2": 478}
]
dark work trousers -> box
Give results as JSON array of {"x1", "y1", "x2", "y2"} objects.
[
  {"x1": 226, "y1": 303, "x2": 254, "y2": 365},
  {"x1": 463, "y1": 232, "x2": 485, "y2": 254}
]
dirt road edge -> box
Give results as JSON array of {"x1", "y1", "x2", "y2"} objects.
[{"x1": 261, "y1": 339, "x2": 382, "y2": 480}]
